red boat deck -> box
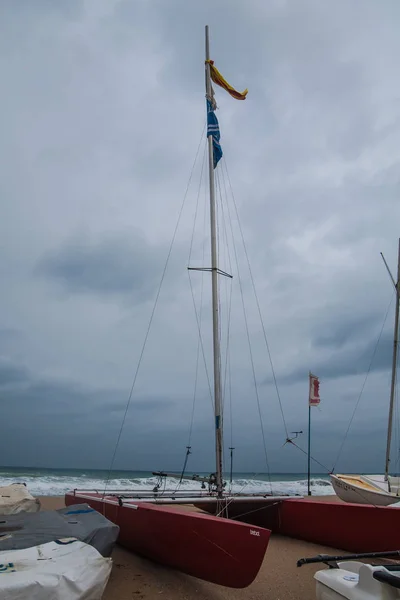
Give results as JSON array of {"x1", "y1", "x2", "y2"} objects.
[
  {"x1": 277, "y1": 498, "x2": 400, "y2": 553},
  {"x1": 65, "y1": 491, "x2": 270, "y2": 588},
  {"x1": 196, "y1": 496, "x2": 400, "y2": 553}
]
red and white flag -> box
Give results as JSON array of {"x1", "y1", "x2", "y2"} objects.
[{"x1": 309, "y1": 372, "x2": 320, "y2": 406}]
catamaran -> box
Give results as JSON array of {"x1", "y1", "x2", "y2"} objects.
[
  {"x1": 65, "y1": 31, "x2": 400, "y2": 574},
  {"x1": 66, "y1": 26, "x2": 274, "y2": 589}
]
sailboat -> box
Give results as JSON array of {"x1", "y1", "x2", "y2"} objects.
[
  {"x1": 65, "y1": 36, "x2": 400, "y2": 565},
  {"x1": 65, "y1": 26, "x2": 272, "y2": 589},
  {"x1": 330, "y1": 239, "x2": 400, "y2": 506}
]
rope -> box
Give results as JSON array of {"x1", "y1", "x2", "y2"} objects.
[
  {"x1": 221, "y1": 163, "x2": 272, "y2": 494},
  {"x1": 188, "y1": 139, "x2": 207, "y2": 264},
  {"x1": 185, "y1": 139, "x2": 208, "y2": 450},
  {"x1": 187, "y1": 273, "x2": 214, "y2": 411},
  {"x1": 331, "y1": 291, "x2": 395, "y2": 472},
  {"x1": 215, "y1": 170, "x2": 236, "y2": 478},
  {"x1": 103, "y1": 123, "x2": 206, "y2": 495},
  {"x1": 285, "y1": 438, "x2": 332, "y2": 473},
  {"x1": 214, "y1": 171, "x2": 225, "y2": 471},
  {"x1": 179, "y1": 447, "x2": 192, "y2": 484},
  {"x1": 221, "y1": 500, "x2": 282, "y2": 521},
  {"x1": 221, "y1": 159, "x2": 289, "y2": 439},
  {"x1": 215, "y1": 170, "x2": 234, "y2": 416}
]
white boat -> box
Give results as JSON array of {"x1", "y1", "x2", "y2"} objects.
[
  {"x1": 0, "y1": 538, "x2": 112, "y2": 599},
  {"x1": 298, "y1": 550, "x2": 400, "y2": 600},
  {"x1": 331, "y1": 239, "x2": 400, "y2": 506},
  {"x1": 330, "y1": 473, "x2": 400, "y2": 506},
  {"x1": 0, "y1": 483, "x2": 40, "y2": 514}
]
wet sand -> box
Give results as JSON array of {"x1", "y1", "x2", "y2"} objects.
[{"x1": 39, "y1": 495, "x2": 342, "y2": 600}]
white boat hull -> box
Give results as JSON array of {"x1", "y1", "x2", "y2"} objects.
[
  {"x1": 316, "y1": 560, "x2": 400, "y2": 599},
  {"x1": 0, "y1": 538, "x2": 112, "y2": 599},
  {"x1": 330, "y1": 474, "x2": 400, "y2": 506}
]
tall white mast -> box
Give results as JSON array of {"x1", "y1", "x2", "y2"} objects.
[
  {"x1": 205, "y1": 25, "x2": 224, "y2": 496},
  {"x1": 384, "y1": 238, "x2": 400, "y2": 480}
]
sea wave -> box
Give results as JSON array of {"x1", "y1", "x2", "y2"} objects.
[{"x1": 0, "y1": 473, "x2": 334, "y2": 497}]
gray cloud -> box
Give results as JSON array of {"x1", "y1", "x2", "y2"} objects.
[
  {"x1": 313, "y1": 312, "x2": 382, "y2": 351},
  {"x1": 273, "y1": 312, "x2": 394, "y2": 384},
  {"x1": 36, "y1": 232, "x2": 180, "y2": 301},
  {"x1": 0, "y1": 359, "x2": 29, "y2": 387}
]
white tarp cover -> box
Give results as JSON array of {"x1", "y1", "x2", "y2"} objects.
[
  {"x1": 0, "y1": 484, "x2": 40, "y2": 515},
  {"x1": 0, "y1": 538, "x2": 112, "y2": 600}
]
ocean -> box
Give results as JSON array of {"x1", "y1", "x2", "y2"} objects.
[{"x1": 0, "y1": 467, "x2": 334, "y2": 497}]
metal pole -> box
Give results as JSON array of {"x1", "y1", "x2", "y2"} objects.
[
  {"x1": 229, "y1": 447, "x2": 234, "y2": 485},
  {"x1": 307, "y1": 403, "x2": 311, "y2": 496},
  {"x1": 205, "y1": 25, "x2": 224, "y2": 496},
  {"x1": 385, "y1": 238, "x2": 400, "y2": 480}
]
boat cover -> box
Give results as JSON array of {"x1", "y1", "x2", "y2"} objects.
[
  {"x1": 0, "y1": 538, "x2": 112, "y2": 600},
  {"x1": 0, "y1": 483, "x2": 40, "y2": 514},
  {"x1": 0, "y1": 504, "x2": 119, "y2": 557}
]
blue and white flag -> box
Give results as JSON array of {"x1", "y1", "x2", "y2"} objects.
[{"x1": 207, "y1": 99, "x2": 223, "y2": 169}]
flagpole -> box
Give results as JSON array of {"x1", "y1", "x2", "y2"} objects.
[
  {"x1": 307, "y1": 372, "x2": 312, "y2": 496},
  {"x1": 307, "y1": 372, "x2": 321, "y2": 495},
  {"x1": 205, "y1": 25, "x2": 224, "y2": 498},
  {"x1": 307, "y1": 403, "x2": 311, "y2": 496}
]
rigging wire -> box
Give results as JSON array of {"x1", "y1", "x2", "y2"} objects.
[
  {"x1": 186, "y1": 137, "x2": 215, "y2": 416},
  {"x1": 175, "y1": 142, "x2": 209, "y2": 491},
  {"x1": 331, "y1": 290, "x2": 395, "y2": 473},
  {"x1": 216, "y1": 169, "x2": 234, "y2": 414},
  {"x1": 185, "y1": 139, "x2": 208, "y2": 448},
  {"x1": 103, "y1": 123, "x2": 206, "y2": 494},
  {"x1": 219, "y1": 164, "x2": 273, "y2": 493},
  {"x1": 187, "y1": 275, "x2": 214, "y2": 411},
  {"x1": 216, "y1": 171, "x2": 235, "y2": 487},
  {"x1": 214, "y1": 170, "x2": 235, "y2": 478},
  {"x1": 221, "y1": 158, "x2": 289, "y2": 440},
  {"x1": 214, "y1": 171, "x2": 225, "y2": 472},
  {"x1": 285, "y1": 438, "x2": 332, "y2": 473}
]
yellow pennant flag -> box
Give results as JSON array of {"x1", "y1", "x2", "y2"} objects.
[{"x1": 206, "y1": 59, "x2": 248, "y2": 100}]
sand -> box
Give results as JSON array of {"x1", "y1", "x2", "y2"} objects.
[{"x1": 39, "y1": 495, "x2": 342, "y2": 600}]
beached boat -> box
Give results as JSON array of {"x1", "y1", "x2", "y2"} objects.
[
  {"x1": 0, "y1": 503, "x2": 119, "y2": 557},
  {"x1": 0, "y1": 483, "x2": 40, "y2": 514},
  {"x1": 65, "y1": 30, "x2": 400, "y2": 571},
  {"x1": 65, "y1": 493, "x2": 270, "y2": 588},
  {"x1": 263, "y1": 497, "x2": 400, "y2": 553},
  {"x1": 191, "y1": 495, "x2": 400, "y2": 554},
  {"x1": 65, "y1": 26, "x2": 272, "y2": 589},
  {"x1": 330, "y1": 473, "x2": 400, "y2": 506},
  {"x1": 330, "y1": 239, "x2": 400, "y2": 506},
  {"x1": 298, "y1": 549, "x2": 400, "y2": 600},
  {"x1": 0, "y1": 538, "x2": 112, "y2": 600}
]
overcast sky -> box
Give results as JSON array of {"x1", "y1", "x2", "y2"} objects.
[{"x1": 1, "y1": 0, "x2": 400, "y2": 476}]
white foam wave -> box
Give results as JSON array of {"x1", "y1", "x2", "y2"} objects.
[{"x1": 0, "y1": 474, "x2": 334, "y2": 497}]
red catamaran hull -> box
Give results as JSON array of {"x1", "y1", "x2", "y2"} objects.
[
  {"x1": 278, "y1": 498, "x2": 400, "y2": 552},
  {"x1": 65, "y1": 491, "x2": 270, "y2": 588},
  {"x1": 198, "y1": 497, "x2": 400, "y2": 553}
]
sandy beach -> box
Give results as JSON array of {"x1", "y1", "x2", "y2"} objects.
[{"x1": 39, "y1": 495, "x2": 345, "y2": 600}]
